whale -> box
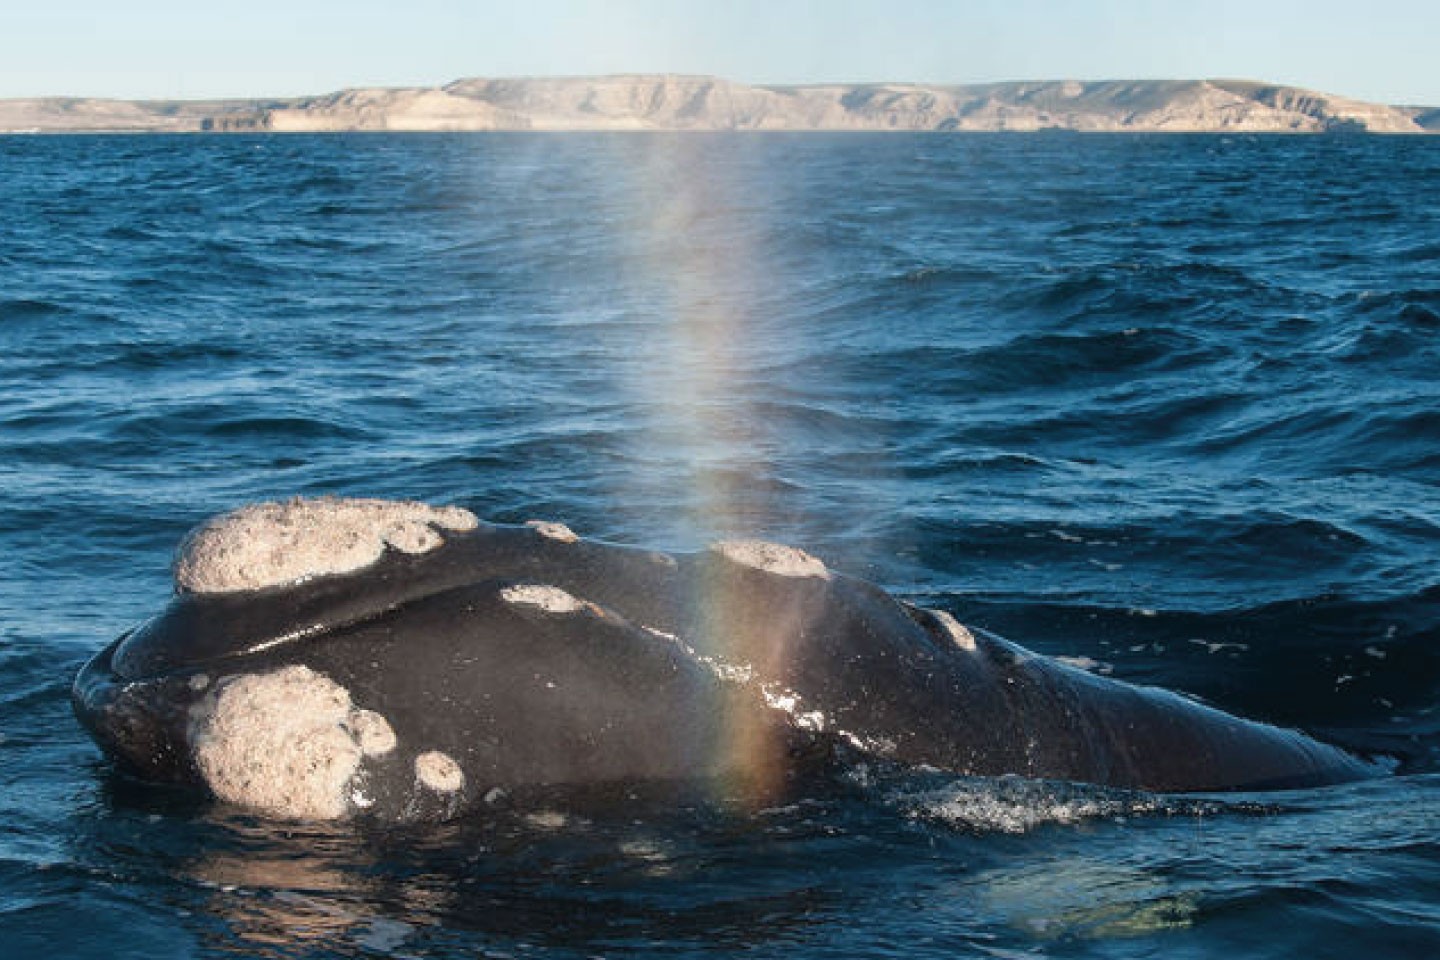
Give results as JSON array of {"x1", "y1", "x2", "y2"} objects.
[{"x1": 73, "y1": 497, "x2": 1382, "y2": 821}]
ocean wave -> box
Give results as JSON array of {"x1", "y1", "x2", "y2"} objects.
[
  {"x1": 0, "y1": 298, "x2": 67, "y2": 320},
  {"x1": 3, "y1": 132, "x2": 1439, "y2": 960}
]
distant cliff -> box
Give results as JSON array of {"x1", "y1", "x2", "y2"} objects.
[{"x1": 3, "y1": 76, "x2": 1435, "y2": 134}]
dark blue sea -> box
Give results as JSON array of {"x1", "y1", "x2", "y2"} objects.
[{"x1": 2, "y1": 132, "x2": 1438, "y2": 958}]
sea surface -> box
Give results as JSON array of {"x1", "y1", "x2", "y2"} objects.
[{"x1": 2, "y1": 132, "x2": 1438, "y2": 958}]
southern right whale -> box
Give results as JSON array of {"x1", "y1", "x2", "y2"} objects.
[{"x1": 72, "y1": 497, "x2": 1382, "y2": 822}]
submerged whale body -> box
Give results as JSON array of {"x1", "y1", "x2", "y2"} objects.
[{"x1": 74, "y1": 497, "x2": 1380, "y2": 821}]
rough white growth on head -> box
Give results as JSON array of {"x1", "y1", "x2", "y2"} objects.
[
  {"x1": 500, "y1": 583, "x2": 587, "y2": 614},
  {"x1": 175, "y1": 496, "x2": 479, "y2": 594},
  {"x1": 526, "y1": 520, "x2": 579, "y2": 543},
  {"x1": 190, "y1": 665, "x2": 394, "y2": 820},
  {"x1": 710, "y1": 539, "x2": 830, "y2": 580},
  {"x1": 383, "y1": 523, "x2": 444, "y2": 555},
  {"x1": 429, "y1": 505, "x2": 480, "y2": 530},
  {"x1": 346, "y1": 709, "x2": 397, "y2": 756},
  {"x1": 931, "y1": 610, "x2": 978, "y2": 652},
  {"x1": 415, "y1": 751, "x2": 464, "y2": 793},
  {"x1": 188, "y1": 673, "x2": 210, "y2": 692}
]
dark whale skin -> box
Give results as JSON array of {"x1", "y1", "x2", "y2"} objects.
[{"x1": 73, "y1": 521, "x2": 1382, "y2": 821}]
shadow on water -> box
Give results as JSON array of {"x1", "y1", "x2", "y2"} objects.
[
  {"x1": 69, "y1": 772, "x2": 891, "y2": 958},
  {"x1": 56, "y1": 754, "x2": 1440, "y2": 959}
]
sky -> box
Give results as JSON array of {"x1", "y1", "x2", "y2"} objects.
[{"x1": 3, "y1": 0, "x2": 1437, "y2": 106}]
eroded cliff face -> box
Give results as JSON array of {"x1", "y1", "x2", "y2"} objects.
[
  {"x1": 261, "y1": 88, "x2": 529, "y2": 132},
  {"x1": 1409, "y1": 108, "x2": 1440, "y2": 131},
  {"x1": 0, "y1": 97, "x2": 272, "y2": 133},
  {"x1": 3, "y1": 76, "x2": 1433, "y2": 133}
]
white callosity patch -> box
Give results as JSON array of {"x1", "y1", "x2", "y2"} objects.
[
  {"x1": 190, "y1": 665, "x2": 396, "y2": 820},
  {"x1": 174, "y1": 496, "x2": 479, "y2": 594},
  {"x1": 346, "y1": 708, "x2": 398, "y2": 756},
  {"x1": 500, "y1": 583, "x2": 587, "y2": 614},
  {"x1": 931, "y1": 609, "x2": 978, "y2": 652},
  {"x1": 710, "y1": 539, "x2": 830, "y2": 580},
  {"x1": 415, "y1": 751, "x2": 464, "y2": 793},
  {"x1": 525, "y1": 519, "x2": 579, "y2": 543},
  {"x1": 382, "y1": 523, "x2": 444, "y2": 555}
]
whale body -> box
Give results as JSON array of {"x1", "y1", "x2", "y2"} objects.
[{"x1": 73, "y1": 497, "x2": 1381, "y2": 821}]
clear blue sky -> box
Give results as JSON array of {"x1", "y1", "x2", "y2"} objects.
[{"x1": 4, "y1": 0, "x2": 1437, "y2": 105}]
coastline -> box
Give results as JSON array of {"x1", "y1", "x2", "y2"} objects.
[{"x1": 4, "y1": 76, "x2": 1437, "y2": 135}]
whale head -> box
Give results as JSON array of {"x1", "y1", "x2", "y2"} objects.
[{"x1": 73, "y1": 497, "x2": 823, "y2": 821}]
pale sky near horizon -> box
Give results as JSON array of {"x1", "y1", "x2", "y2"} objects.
[{"x1": 3, "y1": 0, "x2": 1438, "y2": 106}]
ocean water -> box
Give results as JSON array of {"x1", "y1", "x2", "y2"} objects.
[{"x1": 2, "y1": 131, "x2": 1439, "y2": 957}]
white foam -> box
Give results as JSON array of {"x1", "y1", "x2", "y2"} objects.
[
  {"x1": 710, "y1": 539, "x2": 830, "y2": 579},
  {"x1": 1187, "y1": 638, "x2": 1249, "y2": 655},
  {"x1": 618, "y1": 839, "x2": 676, "y2": 876},
  {"x1": 1055, "y1": 655, "x2": 1113, "y2": 675},
  {"x1": 524, "y1": 810, "x2": 571, "y2": 829},
  {"x1": 904, "y1": 778, "x2": 1172, "y2": 835},
  {"x1": 174, "y1": 496, "x2": 479, "y2": 594}
]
